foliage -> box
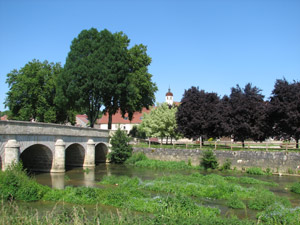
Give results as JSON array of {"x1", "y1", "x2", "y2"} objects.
[
  {"x1": 108, "y1": 128, "x2": 133, "y2": 163},
  {"x1": 200, "y1": 150, "x2": 218, "y2": 169},
  {"x1": 57, "y1": 28, "x2": 157, "y2": 128},
  {"x1": 139, "y1": 103, "x2": 181, "y2": 143},
  {"x1": 0, "y1": 163, "x2": 50, "y2": 201},
  {"x1": 4, "y1": 59, "x2": 74, "y2": 123},
  {"x1": 129, "y1": 125, "x2": 146, "y2": 139},
  {"x1": 257, "y1": 203, "x2": 300, "y2": 225},
  {"x1": 290, "y1": 182, "x2": 300, "y2": 194},
  {"x1": 176, "y1": 87, "x2": 221, "y2": 140},
  {"x1": 125, "y1": 152, "x2": 148, "y2": 165},
  {"x1": 246, "y1": 167, "x2": 265, "y2": 175},
  {"x1": 227, "y1": 194, "x2": 246, "y2": 209},
  {"x1": 248, "y1": 190, "x2": 291, "y2": 210},
  {"x1": 0, "y1": 196, "x2": 254, "y2": 225},
  {"x1": 220, "y1": 159, "x2": 231, "y2": 170},
  {"x1": 223, "y1": 83, "x2": 269, "y2": 147},
  {"x1": 268, "y1": 79, "x2": 300, "y2": 148}
]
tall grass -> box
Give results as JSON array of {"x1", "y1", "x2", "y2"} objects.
[{"x1": 126, "y1": 152, "x2": 197, "y2": 170}]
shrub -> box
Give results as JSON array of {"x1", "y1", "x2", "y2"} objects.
[
  {"x1": 220, "y1": 159, "x2": 231, "y2": 171},
  {"x1": 257, "y1": 203, "x2": 300, "y2": 224},
  {"x1": 200, "y1": 150, "x2": 218, "y2": 169},
  {"x1": 227, "y1": 194, "x2": 246, "y2": 209},
  {"x1": 125, "y1": 152, "x2": 148, "y2": 165},
  {"x1": 246, "y1": 167, "x2": 265, "y2": 175},
  {"x1": 0, "y1": 163, "x2": 50, "y2": 201},
  {"x1": 108, "y1": 128, "x2": 133, "y2": 163},
  {"x1": 290, "y1": 182, "x2": 300, "y2": 194}
]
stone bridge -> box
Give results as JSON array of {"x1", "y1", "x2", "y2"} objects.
[{"x1": 0, "y1": 120, "x2": 110, "y2": 172}]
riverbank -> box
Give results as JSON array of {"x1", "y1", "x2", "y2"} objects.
[
  {"x1": 133, "y1": 147, "x2": 300, "y2": 175},
  {"x1": 1, "y1": 159, "x2": 300, "y2": 224}
]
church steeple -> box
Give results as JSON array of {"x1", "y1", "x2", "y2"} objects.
[{"x1": 165, "y1": 87, "x2": 173, "y2": 105}]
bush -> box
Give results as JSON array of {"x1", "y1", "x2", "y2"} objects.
[
  {"x1": 246, "y1": 167, "x2": 265, "y2": 175},
  {"x1": 125, "y1": 152, "x2": 148, "y2": 165},
  {"x1": 220, "y1": 159, "x2": 231, "y2": 171},
  {"x1": 108, "y1": 128, "x2": 133, "y2": 163},
  {"x1": 0, "y1": 163, "x2": 50, "y2": 201},
  {"x1": 290, "y1": 182, "x2": 300, "y2": 194},
  {"x1": 227, "y1": 194, "x2": 246, "y2": 209},
  {"x1": 200, "y1": 150, "x2": 218, "y2": 169}
]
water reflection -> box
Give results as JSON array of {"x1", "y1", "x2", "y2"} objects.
[
  {"x1": 50, "y1": 173, "x2": 65, "y2": 189},
  {"x1": 83, "y1": 167, "x2": 95, "y2": 187}
]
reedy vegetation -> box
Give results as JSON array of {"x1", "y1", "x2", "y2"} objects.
[{"x1": 1, "y1": 161, "x2": 300, "y2": 224}]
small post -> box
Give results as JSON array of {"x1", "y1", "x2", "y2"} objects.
[
  {"x1": 248, "y1": 142, "x2": 250, "y2": 149},
  {"x1": 231, "y1": 141, "x2": 233, "y2": 151},
  {"x1": 148, "y1": 138, "x2": 150, "y2": 148},
  {"x1": 214, "y1": 141, "x2": 217, "y2": 150},
  {"x1": 186, "y1": 143, "x2": 188, "y2": 149},
  {"x1": 285, "y1": 142, "x2": 288, "y2": 151},
  {"x1": 266, "y1": 142, "x2": 268, "y2": 151},
  {"x1": 200, "y1": 136, "x2": 202, "y2": 149}
]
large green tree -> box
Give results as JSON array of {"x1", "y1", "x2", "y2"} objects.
[
  {"x1": 139, "y1": 103, "x2": 181, "y2": 144},
  {"x1": 57, "y1": 28, "x2": 157, "y2": 128},
  {"x1": 5, "y1": 59, "x2": 71, "y2": 123}
]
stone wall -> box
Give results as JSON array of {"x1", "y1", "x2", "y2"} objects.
[{"x1": 133, "y1": 147, "x2": 300, "y2": 173}]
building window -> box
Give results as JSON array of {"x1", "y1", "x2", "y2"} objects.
[
  {"x1": 140, "y1": 116, "x2": 143, "y2": 120},
  {"x1": 124, "y1": 117, "x2": 128, "y2": 120}
]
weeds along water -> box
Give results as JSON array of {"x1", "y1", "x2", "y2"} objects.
[{"x1": 1, "y1": 159, "x2": 300, "y2": 224}]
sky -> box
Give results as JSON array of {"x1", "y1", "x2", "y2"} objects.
[{"x1": 0, "y1": 0, "x2": 299, "y2": 111}]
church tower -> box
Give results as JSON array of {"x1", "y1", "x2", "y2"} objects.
[{"x1": 165, "y1": 88, "x2": 174, "y2": 106}]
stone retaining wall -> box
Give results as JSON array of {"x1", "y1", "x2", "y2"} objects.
[{"x1": 133, "y1": 147, "x2": 300, "y2": 173}]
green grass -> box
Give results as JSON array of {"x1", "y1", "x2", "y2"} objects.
[
  {"x1": 290, "y1": 182, "x2": 300, "y2": 194},
  {"x1": 246, "y1": 167, "x2": 266, "y2": 175},
  {"x1": 1, "y1": 162, "x2": 298, "y2": 225},
  {"x1": 99, "y1": 173, "x2": 288, "y2": 212},
  {"x1": 126, "y1": 153, "x2": 198, "y2": 170}
]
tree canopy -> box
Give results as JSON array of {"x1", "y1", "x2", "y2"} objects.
[
  {"x1": 139, "y1": 103, "x2": 181, "y2": 143},
  {"x1": 57, "y1": 28, "x2": 157, "y2": 128},
  {"x1": 268, "y1": 79, "x2": 300, "y2": 148},
  {"x1": 176, "y1": 87, "x2": 221, "y2": 140},
  {"x1": 224, "y1": 83, "x2": 269, "y2": 146},
  {"x1": 5, "y1": 59, "x2": 72, "y2": 123}
]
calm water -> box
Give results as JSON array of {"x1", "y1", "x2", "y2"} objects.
[{"x1": 26, "y1": 164, "x2": 300, "y2": 220}]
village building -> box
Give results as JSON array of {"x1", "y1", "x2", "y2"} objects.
[
  {"x1": 75, "y1": 88, "x2": 179, "y2": 133},
  {"x1": 96, "y1": 88, "x2": 180, "y2": 133}
]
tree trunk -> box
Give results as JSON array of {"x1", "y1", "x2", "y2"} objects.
[
  {"x1": 296, "y1": 138, "x2": 299, "y2": 149},
  {"x1": 166, "y1": 136, "x2": 168, "y2": 145},
  {"x1": 242, "y1": 140, "x2": 245, "y2": 148},
  {"x1": 108, "y1": 112, "x2": 113, "y2": 130}
]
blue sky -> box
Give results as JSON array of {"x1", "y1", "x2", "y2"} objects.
[{"x1": 0, "y1": 0, "x2": 299, "y2": 111}]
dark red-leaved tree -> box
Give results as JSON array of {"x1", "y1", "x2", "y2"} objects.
[
  {"x1": 176, "y1": 87, "x2": 221, "y2": 143},
  {"x1": 268, "y1": 79, "x2": 300, "y2": 148},
  {"x1": 224, "y1": 83, "x2": 269, "y2": 147}
]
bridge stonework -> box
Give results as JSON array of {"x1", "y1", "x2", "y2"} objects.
[{"x1": 0, "y1": 121, "x2": 110, "y2": 172}]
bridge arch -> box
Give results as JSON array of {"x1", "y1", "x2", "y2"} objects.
[
  {"x1": 95, "y1": 142, "x2": 109, "y2": 164},
  {"x1": 65, "y1": 143, "x2": 85, "y2": 168},
  {"x1": 20, "y1": 144, "x2": 53, "y2": 172}
]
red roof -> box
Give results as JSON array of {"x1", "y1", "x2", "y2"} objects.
[
  {"x1": 96, "y1": 107, "x2": 152, "y2": 124},
  {"x1": 166, "y1": 92, "x2": 173, "y2": 96},
  {"x1": 1, "y1": 115, "x2": 8, "y2": 121},
  {"x1": 76, "y1": 114, "x2": 89, "y2": 124}
]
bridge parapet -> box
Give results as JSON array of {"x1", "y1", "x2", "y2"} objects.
[{"x1": 0, "y1": 120, "x2": 109, "y2": 138}]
